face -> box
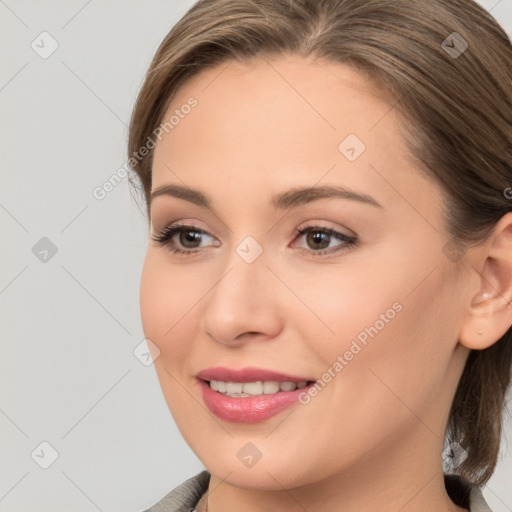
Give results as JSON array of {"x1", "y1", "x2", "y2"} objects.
[{"x1": 140, "y1": 55, "x2": 472, "y2": 490}]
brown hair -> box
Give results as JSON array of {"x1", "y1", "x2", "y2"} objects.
[{"x1": 127, "y1": 0, "x2": 512, "y2": 485}]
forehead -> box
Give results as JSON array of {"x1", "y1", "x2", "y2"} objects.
[
  {"x1": 154, "y1": 57, "x2": 403, "y2": 166},
  {"x1": 149, "y1": 55, "x2": 439, "y2": 223},
  {"x1": 164, "y1": 56, "x2": 393, "y2": 139}
]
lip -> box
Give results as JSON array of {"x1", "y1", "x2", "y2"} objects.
[{"x1": 196, "y1": 366, "x2": 316, "y2": 424}]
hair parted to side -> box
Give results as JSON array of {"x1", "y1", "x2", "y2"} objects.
[{"x1": 128, "y1": 0, "x2": 512, "y2": 485}]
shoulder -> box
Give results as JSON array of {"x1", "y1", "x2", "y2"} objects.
[{"x1": 143, "y1": 470, "x2": 210, "y2": 512}]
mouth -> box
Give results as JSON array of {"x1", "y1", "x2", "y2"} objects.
[{"x1": 196, "y1": 367, "x2": 317, "y2": 423}]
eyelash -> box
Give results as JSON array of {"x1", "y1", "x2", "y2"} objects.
[{"x1": 151, "y1": 223, "x2": 357, "y2": 257}]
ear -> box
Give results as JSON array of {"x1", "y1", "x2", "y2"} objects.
[{"x1": 459, "y1": 212, "x2": 512, "y2": 350}]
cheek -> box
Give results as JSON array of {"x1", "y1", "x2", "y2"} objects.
[
  {"x1": 139, "y1": 252, "x2": 205, "y2": 428},
  {"x1": 139, "y1": 251, "x2": 201, "y2": 363},
  {"x1": 324, "y1": 264, "x2": 460, "y2": 427},
  {"x1": 281, "y1": 260, "x2": 406, "y2": 366},
  {"x1": 297, "y1": 256, "x2": 459, "y2": 426}
]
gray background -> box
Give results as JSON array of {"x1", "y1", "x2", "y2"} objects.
[{"x1": 1, "y1": 1, "x2": 511, "y2": 511}]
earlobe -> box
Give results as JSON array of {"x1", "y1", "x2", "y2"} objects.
[{"x1": 459, "y1": 212, "x2": 512, "y2": 350}]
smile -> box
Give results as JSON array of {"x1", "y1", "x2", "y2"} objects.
[{"x1": 196, "y1": 367, "x2": 317, "y2": 423}]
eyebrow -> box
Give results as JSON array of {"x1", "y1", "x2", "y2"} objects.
[{"x1": 150, "y1": 184, "x2": 383, "y2": 210}]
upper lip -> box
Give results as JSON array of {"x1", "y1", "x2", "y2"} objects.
[{"x1": 196, "y1": 366, "x2": 315, "y2": 383}]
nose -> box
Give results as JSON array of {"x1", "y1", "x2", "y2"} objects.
[{"x1": 199, "y1": 244, "x2": 283, "y2": 347}]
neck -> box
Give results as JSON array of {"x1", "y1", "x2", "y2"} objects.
[{"x1": 197, "y1": 429, "x2": 468, "y2": 512}]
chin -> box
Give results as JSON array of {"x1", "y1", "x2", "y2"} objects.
[{"x1": 207, "y1": 461, "x2": 305, "y2": 491}]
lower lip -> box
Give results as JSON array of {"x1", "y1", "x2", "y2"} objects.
[{"x1": 198, "y1": 379, "x2": 312, "y2": 423}]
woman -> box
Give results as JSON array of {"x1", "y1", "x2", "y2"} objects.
[{"x1": 128, "y1": 0, "x2": 512, "y2": 510}]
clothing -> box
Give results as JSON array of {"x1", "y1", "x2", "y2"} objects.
[{"x1": 144, "y1": 470, "x2": 493, "y2": 511}]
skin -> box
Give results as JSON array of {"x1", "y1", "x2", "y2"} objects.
[{"x1": 140, "y1": 55, "x2": 512, "y2": 512}]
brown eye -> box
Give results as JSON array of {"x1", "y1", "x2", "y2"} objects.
[
  {"x1": 179, "y1": 230, "x2": 203, "y2": 248},
  {"x1": 151, "y1": 225, "x2": 217, "y2": 255},
  {"x1": 293, "y1": 225, "x2": 357, "y2": 256},
  {"x1": 305, "y1": 231, "x2": 331, "y2": 250}
]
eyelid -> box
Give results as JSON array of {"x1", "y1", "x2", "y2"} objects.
[
  {"x1": 151, "y1": 218, "x2": 210, "y2": 235},
  {"x1": 294, "y1": 220, "x2": 356, "y2": 238}
]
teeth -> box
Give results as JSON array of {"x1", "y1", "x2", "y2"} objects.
[
  {"x1": 262, "y1": 381, "x2": 280, "y2": 394},
  {"x1": 243, "y1": 381, "x2": 263, "y2": 395},
  {"x1": 226, "y1": 382, "x2": 243, "y2": 394},
  {"x1": 279, "y1": 381, "x2": 296, "y2": 392},
  {"x1": 209, "y1": 380, "x2": 307, "y2": 396}
]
